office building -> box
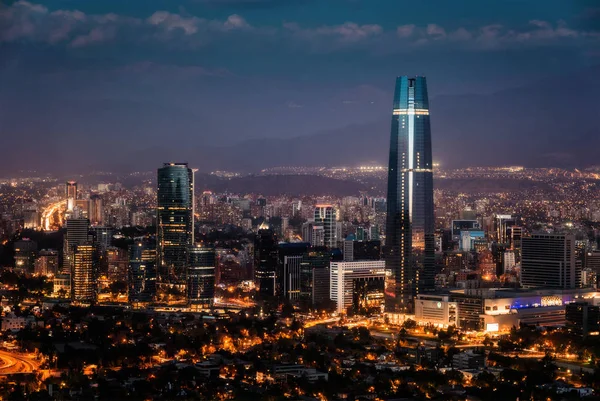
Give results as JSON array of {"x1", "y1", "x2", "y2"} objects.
[
  {"x1": 71, "y1": 243, "x2": 97, "y2": 303},
  {"x1": 128, "y1": 238, "x2": 157, "y2": 303},
  {"x1": 494, "y1": 214, "x2": 516, "y2": 244},
  {"x1": 299, "y1": 251, "x2": 330, "y2": 305},
  {"x1": 88, "y1": 195, "x2": 103, "y2": 226},
  {"x1": 188, "y1": 246, "x2": 216, "y2": 308},
  {"x1": 343, "y1": 238, "x2": 381, "y2": 262},
  {"x1": 63, "y1": 218, "x2": 91, "y2": 273},
  {"x1": 302, "y1": 222, "x2": 325, "y2": 247},
  {"x1": 566, "y1": 302, "x2": 600, "y2": 335},
  {"x1": 14, "y1": 239, "x2": 37, "y2": 272},
  {"x1": 66, "y1": 181, "x2": 77, "y2": 212},
  {"x1": 278, "y1": 242, "x2": 309, "y2": 300},
  {"x1": 156, "y1": 163, "x2": 194, "y2": 300},
  {"x1": 255, "y1": 222, "x2": 278, "y2": 296},
  {"x1": 35, "y1": 249, "x2": 59, "y2": 276},
  {"x1": 451, "y1": 220, "x2": 481, "y2": 240},
  {"x1": 385, "y1": 76, "x2": 435, "y2": 313},
  {"x1": 503, "y1": 250, "x2": 517, "y2": 273},
  {"x1": 521, "y1": 233, "x2": 580, "y2": 289},
  {"x1": 91, "y1": 226, "x2": 114, "y2": 254},
  {"x1": 330, "y1": 260, "x2": 386, "y2": 314},
  {"x1": 414, "y1": 294, "x2": 458, "y2": 327},
  {"x1": 314, "y1": 205, "x2": 340, "y2": 249}
]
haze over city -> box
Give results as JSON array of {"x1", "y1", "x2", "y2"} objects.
[{"x1": 1, "y1": 0, "x2": 600, "y2": 173}]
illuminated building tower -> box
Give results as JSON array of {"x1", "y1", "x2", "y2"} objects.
[
  {"x1": 385, "y1": 76, "x2": 435, "y2": 313},
  {"x1": 128, "y1": 237, "x2": 157, "y2": 303},
  {"x1": 254, "y1": 222, "x2": 278, "y2": 297},
  {"x1": 187, "y1": 245, "x2": 216, "y2": 309},
  {"x1": 88, "y1": 195, "x2": 103, "y2": 226},
  {"x1": 63, "y1": 218, "x2": 90, "y2": 273},
  {"x1": 66, "y1": 181, "x2": 77, "y2": 212},
  {"x1": 521, "y1": 233, "x2": 580, "y2": 289},
  {"x1": 156, "y1": 163, "x2": 194, "y2": 301},
  {"x1": 314, "y1": 205, "x2": 339, "y2": 249},
  {"x1": 71, "y1": 243, "x2": 98, "y2": 303},
  {"x1": 35, "y1": 249, "x2": 59, "y2": 276}
]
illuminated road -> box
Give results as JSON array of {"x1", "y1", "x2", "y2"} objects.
[
  {"x1": 0, "y1": 351, "x2": 40, "y2": 374},
  {"x1": 42, "y1": 200, "x2": 67, "y2": 230}
]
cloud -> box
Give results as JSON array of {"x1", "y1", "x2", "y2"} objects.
[
  {"x1": 394, "y1": 20, "x2": 599, "y2": 50},
  {"x1": 70, "y1": 26, "x2": 116, "y2": 48},
  {"x1": 396, "y1": 24, "x2": 415, "y2": 38},
  {"x1": 285, "y1": 21, "x2": 382, "y2": 43},
  {"x1": 223, "y1": 14, "x2": 250, "y2": 30},
  {"x1": 147, "y1": 11, "x2": 200, "y2": 35}
]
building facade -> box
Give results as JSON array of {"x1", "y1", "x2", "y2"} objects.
[
  {"x1": 128, "y1": 237, "x2": 157, "y2": 303},
  {"x1": 521, "y1": 233, "x2": 580, "y2": 289},
  {"x1": 187, "y1": 246, "x2": 216, "y2": 308},
  {"x1": 385, "y1": 76, "x2": 435, "y2": 313},
  {"x1": 156, "y1": 163, "x2": 194, "y2": 301},
  {"x1": 330, "y1": 260, "x2": 386, "y2": 314}
]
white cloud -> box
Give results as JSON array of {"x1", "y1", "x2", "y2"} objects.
[
  {"x1": 147, "y1": 11, "x2": 200, "y2": 35},
  {"x1": 70, "y1": 26, "x2": 116, "y2": 48},
  {"x1": 223, "y1": 14, "x2": 250, "y2": 30},
  {"x1": 396, "y1": 24, "x2": 415, "y2": 38}
]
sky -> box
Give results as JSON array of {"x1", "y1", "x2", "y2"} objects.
[{"x1": 1, "y1": 0, "x2": 599, "y2": 173}]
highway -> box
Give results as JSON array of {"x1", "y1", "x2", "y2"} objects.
[
  {"x1": 41, "y1": 199, "x2": 67, "y2": 230},
  {"x1": 0, "y1": 350, "x2": 40, "y2": 375}
]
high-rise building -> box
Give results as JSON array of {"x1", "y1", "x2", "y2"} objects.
[
  {"x1": 521, "y1": 233, "x2": 580, "y2": 289},
  {"x1": 385, "y1": 76, "x2": 435, "y2": 313},
  {"x1": 156, "y1": 163, "x2": 194, "y2": 300},
  {"x1": 278, "y1": 242, "x2": 310, "y2": 298},
  {"x1": 71, "y1": 243, "x2": 97, "y2": 303},
  {"x1": 88, "y1": 194, "x2": 103, "y2": 226},
  {"x1": 300, "y1": 251, "x2": 330, "y2": 306},
  {"x1": 330, "y1": 260, "x2": 386, "y2": 314},
  {"x1": 187, "y1": 246, "x2": 216, "y2": 308},
  {"x1": 14, "y1": 239, "x2": 37, "y2": 272},
  {"x1": 128, "y1": 237, "x2": 157, "y2": 303},
  {"x1": 66, "y1": 181, "x2": 77, "y2": 212},
  {"x1": 35, "y1": 249, "x2": 59, "y2": 276},
  {"x1": 254, "y1": 222, "x2": 278, "y2": 297},
  {"x1": 63, "y1": 218, "x2": 90, "y2": 273},
  {"x1": 343, "y1": 239, "x2": 381, "y2": 262},
  {"x1": 314, "y1": 205, "x2": 339, "y2": 249},
  {"x1": 282, "y1": 255, "x2": 303, "y2": 301},
  {"x1": 302, "y1": 222, "x2": 325, "y2": 247}
]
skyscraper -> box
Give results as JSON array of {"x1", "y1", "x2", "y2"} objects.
[
  {"x1": 88, "y1": 194, "x2": 103, "y2": 226},
  {"x1": 385, "y1": 76, "x2": 435, "y2": 313},
  {"x1": 156, "y1": 163, "x2": 194, "y2": 301},
  {"x1": 63, "y1": 217, "x2": 91, "y2": 273},
  {"x1": 521, "y1": 233, "x2": 580, "y2": 289},
  {"x1": 314, "y1": 205, "x2": 339, "y2": 249},
  {"x1": 187, "y1": 245, "x2": 216, "y2": 308},
  {"x1": 254, "y1": 222, "x2": 278, "y2": 297},
  {"x1": 71, "y1": 243, "x2": 97, "y2": 303},
  {"x1": 128, "y1": 237, "x2": 157, "y2": 303},
  {"x1": 66, "y1": 181, "x2": 77, "y2": 212}
]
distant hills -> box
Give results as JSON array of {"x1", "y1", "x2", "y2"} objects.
[
  {"x1": 1, "y1": 66, "x2": 599, "y2": 174},
  {"x1": 191, "y1": 65, "x2": 600, "y2": 171}
]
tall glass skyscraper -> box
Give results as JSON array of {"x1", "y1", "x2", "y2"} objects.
[
  {"x1": 385, "y1": 76, "x2": 435, "y2": 313},
  {"x1": 156, "y1": 163, "x2": 194, "y2": 301}
]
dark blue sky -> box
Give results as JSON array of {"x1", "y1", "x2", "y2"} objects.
[{"x1": 1, "y1": 0, "x2": 599, "y2": 172}]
